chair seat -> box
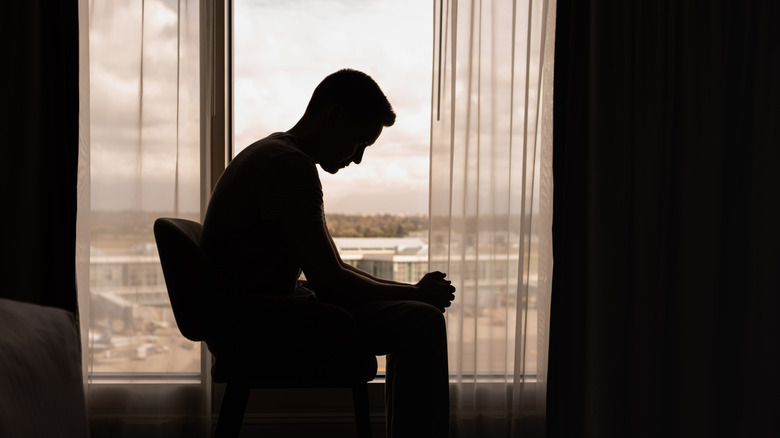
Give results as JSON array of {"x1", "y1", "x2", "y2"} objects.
[
  {"x1": 206, "y1": 288, "x2": 378, "y2": 386},
  {"x1": 210, "y1": 350, "x2": 378, "y2": 387}
]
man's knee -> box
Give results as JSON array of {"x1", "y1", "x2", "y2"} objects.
[
  {"x1": 406, "y1": 301, "x2": 445, "y2": 323},
  {"x1": 404, "y1": 301, "x2": 447, "y2": 341}
]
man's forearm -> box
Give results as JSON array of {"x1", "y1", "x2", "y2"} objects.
[
  {"x1": 328, "y1": 229, "x2": 408, "y2": 285},
  {"x1": 311, "y1": 267, "x2": 454, "y2": 312},
  {"x1": 341, "y1": 260, "x2": 408, "y2": 286},
  {"x1": 310, "y1": 266, "x2": 418, "y2": 304}
]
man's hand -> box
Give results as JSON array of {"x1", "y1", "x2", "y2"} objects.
[{"x1": 415, "y1": 271, "x2": 456, "y2": 312}]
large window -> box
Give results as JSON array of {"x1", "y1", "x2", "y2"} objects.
[
  {"x1": 82, "y1": 3, "x2": 553, "y2": 434},
  {"x1": 86, "y1": 0, "x2": 547, "y2": 384}
]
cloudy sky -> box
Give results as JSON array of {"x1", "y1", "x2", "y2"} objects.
[
  {"x1": 90, "y1": 0, "x2": 433, "y2": 215},
  {"x1": 234, "y1": 0, "x2": 433, "y2": 214}
]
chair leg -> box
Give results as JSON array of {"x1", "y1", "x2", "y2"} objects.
[
  {"x1": 352, "y1": 382, "x2": 371, "y2": 438},
  {"x1": 215, "y1": 383, "x2": 250, "y2": 438}
]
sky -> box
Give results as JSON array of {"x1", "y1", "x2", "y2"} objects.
[
  {"x1": 89, "y1": 0, "x2": 433, "y2": 215},
  {"x1": 234, "y1": 0, "x2": 433, "y2": 214}
]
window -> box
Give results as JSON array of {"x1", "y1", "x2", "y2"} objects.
[{"x1": 87, "y1": 0, "x2": 433, "y2": 378}]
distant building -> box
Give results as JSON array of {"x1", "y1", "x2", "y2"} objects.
[
  {"x1": 90, "y1": 248, "x2": 171, "y2": 334},
  {"x1": 333, "y1": 237, "x2": 429, "y2": 283}
]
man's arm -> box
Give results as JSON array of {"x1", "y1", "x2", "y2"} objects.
[
  {"x1": 280, "y1": 219, "x2": 455, "y2": 309},
  {"x1": 323, "y1": 229, "x2": 410, "y2": 286},
  {"x1": 324, "y1": 225, "x2": 452, "y2": 291}
]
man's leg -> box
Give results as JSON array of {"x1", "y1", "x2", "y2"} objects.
[{"x1": 341, "y1": 300, "x2": 449, "y2": 438}]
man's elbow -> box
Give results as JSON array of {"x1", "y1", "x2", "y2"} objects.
[{"x1": 303, "y1": 268, "x2": 350, "y2": 302}]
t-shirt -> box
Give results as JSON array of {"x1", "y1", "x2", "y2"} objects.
[{"x1": 200, "y1": 132, "x2": 324, "y2": 297}]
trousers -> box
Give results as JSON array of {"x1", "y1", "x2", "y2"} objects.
[{"x1": 340, "y1": 300, "x2": 450, "y2": 438}]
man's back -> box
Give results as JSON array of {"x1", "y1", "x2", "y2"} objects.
[{"x1": 200, "y1": 132, "x2": 324, "y2": 296}]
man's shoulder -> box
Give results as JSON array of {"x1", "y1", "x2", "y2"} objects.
[
  {"x1": 241, "y1": 133, "x2": 310, "y2": 162},
  {"x1": 228, "y1": 133, "x2": 321, "y2": 193}
]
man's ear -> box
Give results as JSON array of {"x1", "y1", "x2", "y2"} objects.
[{"x1": 325, "y1": 103, "x2": 346, "y2": 126}]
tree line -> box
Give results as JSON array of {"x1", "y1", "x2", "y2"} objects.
[
  {"x1": 326, "y1": 213, "x2": 428, "y2": 238},
  {"x1": 89, "y1": 211, "x2": 428, "y2": 240}
]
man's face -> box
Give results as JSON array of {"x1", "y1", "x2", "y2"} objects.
[{"x1": 320, "y1": 120, "x2": 383, "y2": 174}]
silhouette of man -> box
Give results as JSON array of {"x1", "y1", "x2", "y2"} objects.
[{"x1": 201, "y1": 69, "x2": 454, "y2": 437}]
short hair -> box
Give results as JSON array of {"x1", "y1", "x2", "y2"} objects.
[{"x1": 305, "y1": 69, "x2": 396, "y2": 127}]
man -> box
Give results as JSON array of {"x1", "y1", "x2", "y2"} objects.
[{"x1": 201, "y1": 69, "x2": 454, "y2": 437}]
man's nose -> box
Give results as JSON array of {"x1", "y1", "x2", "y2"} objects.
[{"x1": 352, "y1": 147, "x2": 365, "y2": 164}]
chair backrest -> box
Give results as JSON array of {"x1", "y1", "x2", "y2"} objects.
[{"x1": 154, "y1": 217, "x2": 223, "y2": 342}]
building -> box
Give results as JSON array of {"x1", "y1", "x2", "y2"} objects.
[{"x1": 333, "y1": 237, "x2": 429, "y2": 284}]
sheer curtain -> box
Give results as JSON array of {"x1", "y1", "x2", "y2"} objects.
[
  {"x1": 429, "y1": 0, "x2": 556, "y2": 435},
  {"x1": 79, "y1": 0, "x2": 207, "y2": 436}
]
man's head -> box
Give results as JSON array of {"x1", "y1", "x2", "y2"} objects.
[
  {"x1": 305, "y1": 69, "x2": 396, "y2": 127},
  {"x1": 295, "y1": 69, "x2": 396, "y2": 174}
]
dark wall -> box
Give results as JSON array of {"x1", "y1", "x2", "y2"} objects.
[{"x1": 549, "y1": 1, "x2": 780, "y2": 437}]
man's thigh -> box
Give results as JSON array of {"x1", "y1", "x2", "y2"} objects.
[{"x1": 340, "y1": 300, "x2": 445, "y2": 356}]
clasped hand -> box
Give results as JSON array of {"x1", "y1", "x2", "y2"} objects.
[{"x1": 415, "y1": 271, "x2": 456, "y2": 312}]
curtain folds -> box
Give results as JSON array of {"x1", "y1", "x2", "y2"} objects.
[
  {"x1": 430, "y1": 0, "x2": 556, "y2": 436},
  {"x1": 2, "y1": 0, "x2": 80, "y2": 315},
  {"x1": 548, "y1": 1, "x2": 780, "y2": 437}
]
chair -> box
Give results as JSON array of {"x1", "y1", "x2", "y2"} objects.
[{"x1": 154, "y1": 217, "x2": 377, "y2": 438}]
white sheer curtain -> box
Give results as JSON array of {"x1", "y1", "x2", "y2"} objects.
[
  {"x1": 429, "y1": 0, "x2": 556, "y2": 436},
  {"x1": 79, "y1": 0, "x2": 207, "y2": 436}
]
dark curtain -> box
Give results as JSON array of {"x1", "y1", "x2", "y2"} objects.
[
  {"x1": 1, "y1": 0, "x2": 79, "y2": 315},
  {"x1": 548, "y1": 1, "x2": 780, "y2": 437}
]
